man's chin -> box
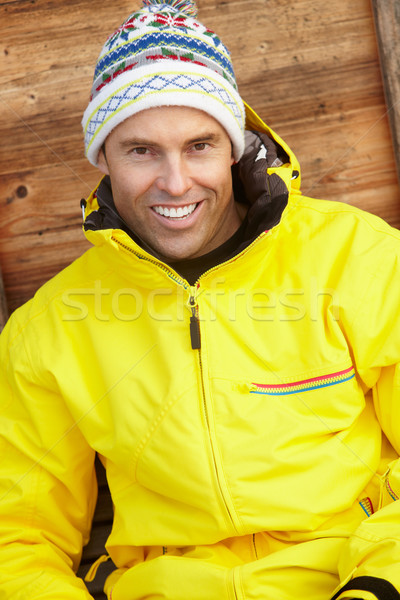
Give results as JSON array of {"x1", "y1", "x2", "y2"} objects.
[{"x1": 155, "y1": 242, "x2": 206, "y2": 264}]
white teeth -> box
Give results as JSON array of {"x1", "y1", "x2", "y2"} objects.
[{"x1": 153, "y1": 203, "x2": 197, "y2": 219}]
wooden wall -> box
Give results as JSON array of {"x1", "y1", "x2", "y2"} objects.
[{"x1": 1, "y1": 0, "x2": 399, "y2": 316}]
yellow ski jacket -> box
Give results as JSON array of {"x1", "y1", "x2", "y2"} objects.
[{"x1": 1, "y1": 105, "x2": 400, "y2": 600}]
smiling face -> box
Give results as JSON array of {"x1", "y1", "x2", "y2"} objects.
[{"x1": 97, "y1": 106, "x2": 243, "y2": 262}]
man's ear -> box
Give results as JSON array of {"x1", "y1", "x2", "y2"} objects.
[
  {"x1": 231, "y1": 143, "x2": 235, "y2": 166},
  {"x1": 97, "y1": 145, "x2": 109, "y2": 175}
]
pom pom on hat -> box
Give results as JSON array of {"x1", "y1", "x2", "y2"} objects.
[
  {"x1": 142, "y1": 0, "x2": 198, "y2": 18},
  {"x1": 82, "y1": 0, "x2": 245, "y2": 166}
]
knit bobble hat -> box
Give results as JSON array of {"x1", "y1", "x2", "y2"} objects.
[{"x1": 82, "y1": 0, "x2": 245, "y2": 166}]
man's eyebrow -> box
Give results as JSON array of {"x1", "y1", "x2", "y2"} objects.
[
  {"x1": 119, "y1": 138, "x2": 156, "y2": 149},
  {"x1": 187, "y1": 132, "x2": 220, "y2": 144}
]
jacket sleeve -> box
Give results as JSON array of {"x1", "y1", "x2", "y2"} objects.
[
  {"x1": 103, "y1": 538, "x2": 348, "y2": 600},
  {"x1": 331, "y1": 226, "x2": 400, "y2": 600},
  {"x1": 0, "y1": 309, "x2": 97, "y2": 599}
]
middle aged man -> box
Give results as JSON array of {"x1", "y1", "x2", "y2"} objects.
[
  {"x1": 1, "y1": 1, "x2": 400, "y2": 600},
  {"x1": 97, "y1": 105, "x2": 244, "y2": 265}
]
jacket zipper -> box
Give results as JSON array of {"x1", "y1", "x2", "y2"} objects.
[
  {"x1": 111, "y1": 230, "x2": 269, "y2": 351},
  {"x1": 196, "y1": 327, "x2": 238, "y2": 531},
  {"x1": 111, "y1": 237, "x2": 189, "y2": 287},
  {"x1": 111, "y1": 236, "x2": 196, "y2": 340},
  {"x1": 188, "y1": 286, "x2": 201, "y2": 350},
  {"x1": 112, "y1": 237, "x2": 203, "y2": 348},
  {"x1": 111, "y1": 233, "x2": 272, "y2": 533},
  {"x1": 187, "y1": 285, "x2": 237, "y2": 531}
]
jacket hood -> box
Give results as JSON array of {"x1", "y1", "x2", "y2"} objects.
[{"x1": 82, "y1": 103, "x2": 302, "y2": 257}]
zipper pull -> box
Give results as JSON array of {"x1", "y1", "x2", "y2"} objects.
[{"x1": 189, "y1": 291, "x2": 201, "y2": 350}]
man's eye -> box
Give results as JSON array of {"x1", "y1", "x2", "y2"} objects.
[
  {"x1": 193, "y1": 143, "x2": 208, "y2": 152},
  {"x1": 132, "y1": 147, "x2": 149, "y2": 155}
]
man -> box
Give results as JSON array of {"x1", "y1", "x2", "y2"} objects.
[{"x1": 1, "y1": 1, "x2": 400, "y2": 599}]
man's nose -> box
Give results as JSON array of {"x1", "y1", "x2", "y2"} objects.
[{"x1": 156, "y1": 156, "x2": 192, "y2": 197}]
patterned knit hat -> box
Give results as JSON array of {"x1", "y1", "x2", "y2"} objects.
[{"x1": 82, "y1": 0, "x2": 245, "y2": 166}]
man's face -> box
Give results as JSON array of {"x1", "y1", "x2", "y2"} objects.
[{"x1": 97, "y1": 106, "x2": 241, "y2": 262}]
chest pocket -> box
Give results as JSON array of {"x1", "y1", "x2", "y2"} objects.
[
  {"x1": 247, "y1": 364, "x2": 359, "y2": 433},
  {"x1": 250, "y1": 365, "x2": 355, "y2": 396},
  {"x1": 209, "y1": 363, "x2": 380, "y2": 530}
]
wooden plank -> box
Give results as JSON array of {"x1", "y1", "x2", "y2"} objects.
[{"x1": 371, "y1": 0, "x2": 400, "y2": 185}]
